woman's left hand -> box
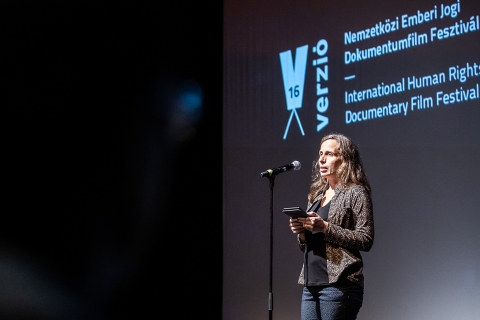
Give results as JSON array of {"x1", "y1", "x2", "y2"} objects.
[{"x1": 302, "y1": 212, "x2": 328, "y2": 233}]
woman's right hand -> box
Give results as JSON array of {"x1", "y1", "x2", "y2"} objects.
[{"x1": 289, "y1": 217, "x2": 306, "y2": 234}]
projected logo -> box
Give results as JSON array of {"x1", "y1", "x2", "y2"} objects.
[{"x1": 279, "y1": 40, "x2": 329, "y2": 140}]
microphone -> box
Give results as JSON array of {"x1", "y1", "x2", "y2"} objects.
[{"x1": 260, "y1": 160, "x2": 301, "y2": 178}]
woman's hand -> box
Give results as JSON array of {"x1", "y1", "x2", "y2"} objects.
[
  {"x1": 289, "y1": 217, "x2": 306, "y2": 234},
  {"x1": 302, "y1": 212, "x2": 328, "y2": 233}
]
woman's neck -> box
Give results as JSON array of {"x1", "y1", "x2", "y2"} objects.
[{"x1": 327, "y1": 178, "x2": 338, "y2": 190}]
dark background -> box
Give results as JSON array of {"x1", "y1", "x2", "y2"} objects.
[{"x1": 3, "y1": 1, "x2": 223, "y2": 319}]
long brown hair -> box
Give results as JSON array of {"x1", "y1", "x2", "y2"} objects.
[{"x1": 308, "y1": 133, "x2": 371, "y2": 203}]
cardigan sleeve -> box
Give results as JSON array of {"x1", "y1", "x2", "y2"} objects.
[{"x1": 324, "y1": 185, "x2": 374, "y2": 252}]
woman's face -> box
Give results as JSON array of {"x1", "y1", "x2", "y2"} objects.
[{"x1": 318, "y1": 139, "x2": 342, "y2": 181}]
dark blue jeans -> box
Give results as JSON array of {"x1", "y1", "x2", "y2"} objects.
[{"x1": 301, "y1": 285, "x2": 363, "y2": 320}]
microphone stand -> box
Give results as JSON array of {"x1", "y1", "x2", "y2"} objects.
[
  {"x1": 266, "y1": 175, "x2": 275, "y2": 320},
  {"x1": 261, "y1": 161, "x2": 300, "y2": 319}
]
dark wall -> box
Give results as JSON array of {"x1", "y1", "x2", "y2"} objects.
[{"x1": 3, "y1": 1, "x2": 222, "y2": 319}]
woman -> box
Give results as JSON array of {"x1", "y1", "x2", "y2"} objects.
[{"x1": 289, "y1": 132, "x2": 374, "y2": 320}]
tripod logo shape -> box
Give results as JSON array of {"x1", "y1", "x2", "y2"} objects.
[{"x1": 279, "y1": 45, "x2": 308, "y2": 140}]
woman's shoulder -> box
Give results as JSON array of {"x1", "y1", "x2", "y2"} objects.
[
  {"x1": 349, "y1": 183, "x2": 367, "y2": 191},
  {"x1": 342, "y1": 183, "x2": 370, "y2": 196},
  {"x1": 334, "y1": 184, "x2": 372, "y2": 208}
]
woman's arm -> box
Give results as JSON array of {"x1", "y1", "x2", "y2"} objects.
[{"x1": 324, "y1": 186, "x2": 374, "y2": 252}]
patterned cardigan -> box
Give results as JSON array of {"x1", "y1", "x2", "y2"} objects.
[{"x1": 297, "y1": 183, "x2": 374, "y2": 288}]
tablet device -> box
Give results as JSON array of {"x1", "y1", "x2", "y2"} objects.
[{"x1": 282, "y1": 206, "x2": 309, "y2": 218}]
